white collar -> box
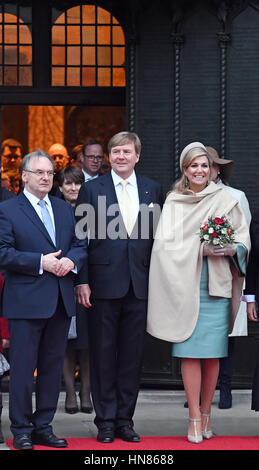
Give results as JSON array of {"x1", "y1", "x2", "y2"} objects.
[
  {"x1": 23, "y1": 188, "x2": 51, "y2": 207},
  {"x1": 111, "y1": 169, "x2": 137, "y2": 187}
]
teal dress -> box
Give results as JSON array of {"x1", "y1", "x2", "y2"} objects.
[{"x1": 172, "y1": 244, "x2": 247, "y2": 359}]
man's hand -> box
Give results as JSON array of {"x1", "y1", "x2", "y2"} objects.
[
  {"x1": 42, "y1": 249, "x2": 62, "y2": 274},
  {"x1": 55, "y1": 257, "x2": 75, "y2": 277},
  {"x1": 247, "y1": 302, "x2": 258, "y2": 322},
  {"x1": 76, "y1": 284, "x2": 92, "y2": 308}
]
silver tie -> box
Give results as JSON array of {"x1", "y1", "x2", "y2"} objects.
[{"x1": 38, "y1": 199, "x2": 56, "y2": 245}]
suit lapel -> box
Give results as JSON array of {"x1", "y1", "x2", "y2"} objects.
[
  {"x1": 136, "y1": 174, "x2": 150, "y2": 206},
  {"x1": 49, "y1": 195, "x2": 62, "y2": 248},
  {"x1": 18, "y1": 192, "x2": 56, "y2": 247},
  {"x1": 99, "y1": 173, "x2": 119, "y2": 206}
]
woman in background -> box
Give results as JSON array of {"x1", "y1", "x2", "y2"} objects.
[{"x1": 59, "y1": 166, "x2": 93, "y2": 414}]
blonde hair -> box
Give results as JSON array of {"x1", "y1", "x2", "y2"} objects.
[
  {"x1": 172, "y1": 147, "x2": 212, "y2": 195},
  {"x1": 107, "y1": 131, "x2": 141, "y2": 155}
]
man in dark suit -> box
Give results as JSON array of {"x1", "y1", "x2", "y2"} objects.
[
  {"x1": 0, "y1": 150, "x2": 87, "y2": 450},
  {"x1": 0, "y1": 185, "x2": 15, "y2": 201},
  {"x1": 75, "y1": 131, "x2": 163, "y2": 443}
]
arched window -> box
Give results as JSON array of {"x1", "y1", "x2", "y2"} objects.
[
  {"x1": 0, "y1": 4, "x2": 32, "y2": 86},
  {"x1": 51, "y1": 5, "x2": 125, "y2": 87}
]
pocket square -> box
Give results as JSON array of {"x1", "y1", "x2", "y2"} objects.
[{"x1": 148, "y1": 202, "x2": 154, "y2": 208}]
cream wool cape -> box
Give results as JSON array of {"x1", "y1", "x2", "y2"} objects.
[{"x1": 146, "y1": 182, "x2": 250, "y2": 343}]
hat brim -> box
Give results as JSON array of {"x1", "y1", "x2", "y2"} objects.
[{"x1": 211, "y1": 157, "x2": 234, "y2": 179}]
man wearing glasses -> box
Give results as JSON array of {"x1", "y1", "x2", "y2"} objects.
[
  {"x1": 81, "y1": 139, "x2": 104, "y2": 182},
  {"x1": 0, "y1": 149, "x2": 87, "y2": 450}
]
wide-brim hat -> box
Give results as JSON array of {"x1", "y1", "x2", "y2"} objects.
[
  {"x1": 205, "y1": 146, "x2": 234, "y2": 180},
  {"x1": 179, "y1": 142, "x2": 207, "y2": 171}
]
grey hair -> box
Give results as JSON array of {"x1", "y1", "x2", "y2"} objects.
[{"x1": 20, "y1": 149, "x2": 54, "y2": 173}]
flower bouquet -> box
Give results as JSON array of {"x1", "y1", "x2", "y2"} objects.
[{"x1": 200, "y1": 215, "x2": 235, "y2": 246}]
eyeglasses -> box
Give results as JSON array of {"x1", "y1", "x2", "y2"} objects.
[
  {"x1": 25, "y1": 170, "x2": 55, "y2": 177},
  {"x1": 84, "y1": 155, "x2": 103, "y2": 161}
]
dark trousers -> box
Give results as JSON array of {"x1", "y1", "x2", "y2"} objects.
[
  {"x1": 218, "y1": 337, "x2": 235, "y2": 387},
  {"x1": 88, "y1": 284, "x2": 147, "y2": 430},
  {"x1": 8, "y1": 297, "x2": 70, "y2": 436}
]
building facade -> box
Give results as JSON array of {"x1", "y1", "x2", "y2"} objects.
[{"x1": 0, "y1": 0, "x2": 259, "y2": 388}]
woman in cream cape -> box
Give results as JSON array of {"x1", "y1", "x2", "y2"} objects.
[{"x1": 147, "y1": 142, "x2": 250, "y2": 443}]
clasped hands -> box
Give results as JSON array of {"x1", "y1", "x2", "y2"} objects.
[
  {"x1": 42, "y1": 249, "x2": 74, "y2": 277},
  {"x1": 203, "y1": 243, "x2": 236, "y2": 257}
]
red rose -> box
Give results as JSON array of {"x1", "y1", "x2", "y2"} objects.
[
  {"x1": 215, "y1": 217, "x2": 223, "y2": 224},
  {"x1": 228, "y1": 229, "x2": 232, "y2": 235},
  {"x1": 212, "y1": 232, "x2": 218, "y2": 237}
]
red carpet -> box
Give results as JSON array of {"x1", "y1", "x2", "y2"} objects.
[{"x1": 6, "y1": 435, "x2": 259, "y2": 450}]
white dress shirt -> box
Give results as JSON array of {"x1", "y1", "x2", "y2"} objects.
[
  {"x1": 23, "y1": 188, "x2": 56, "y2": 232},
  {"x1": 111, "y1": 169, "x2": 139, "y2": 227},
  {"x1": 82, "y1": 170, "x2": 99, "y2": 182},
  {"x1": 23, "y1": 188, "x2": 77, "y2": 274},
  {"x1": 23, "y1": 189, "x2": 56, "y2": 274}
]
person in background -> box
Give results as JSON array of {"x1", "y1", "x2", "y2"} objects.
[
  {"x1": 80, "y1": 139, "x2": 104, "y2": 182},
  {"x1": 58, "y1": 166, "x2": 93, "y2": 415},
  {"x1": 1, "y1": 139, "x2": 23, "y2": 194},
  {"x1": 0, "y1": 294, "x2": 10, "y2": 443},
  {"x1": 206, "y1": 146, "x2": 251, "y2": 409},
  {"x1": 147, "y1": 142, "x2": 250, "y2": 444},
  {"x1": 48, "y1": 143, "x2": 70, "y2": 196},
  {"x1": 244, "y1": 207, "x2": 259, "y2": 412},
  {"x1": 1, "y1": 139, "x2": 23, "y2": 173},
  {"x1": 70, "y1": 144, "x2": 84, "y2": 169}
]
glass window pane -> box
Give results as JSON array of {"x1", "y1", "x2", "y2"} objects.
[
  {"x1": 67, "y1": 26, "x2": 81, "y2": 44},
  {"x1": 82, "y1": 47, "x2": 95, "y2": 66},
  {"x1": 113, "y1": 26, "x2": 125, "y2": 45},
  {"x1": 98, "y1": 8, "x2": 111, "y2": 24},
  {"x1": 4, "y1": 9, "x2": 17, "y2": 23},
  {"x1": 82, "y1": 5, "x2": 95, "y2": 24},
  {"x1": 19, "y1": 45, "x2": 32, "y2": 65},
  {"x1": 52, "y1": 26, "x2": 65, "y2": 44},
  {"x1": 19, "y1": 25, "x2": 32, "y2": 44},
  {"x1": 19, "y1": 66, "x2": 32, "y2": 85},
  {"x1": 82, "y1": 26, "x2": 95, "y2": 45},
  {"x1": 5, "y1": 45, "x2": 17, "y2": 64},
  {"x1": 67, "y1": 6, "x2": 80, "y2": 24},
  {"x1": 0, "y1": 25, "x2": 2, "y2": 44},
  {"x1": 0, "y1": 46, "x2": 2, "y2": 63},
  {"x1": 67, "y1": 46, "x2": 80, "y2": 66},
  {"x1": 54, "y1": 12, "x2": 65, "y2": 24},
  {"x1": 52, "y1": 46, "x2": 65, "y2": 66},
  {"x1": 113, "y1": 47, "x2": 125, "y2": 66},
  {"x1": 51, "y1": 5, "x2": 126, "y2": 88},
  {"x1": 4, "y1": 66, "x2": 17, "y2": 85},
  {"x1": 4, "y1": 25, "x2": 17, "y2": 44},
  {"x1": 113, "y1": 68, "x2": 125, "y2": 87},
  {"x1": 98, "y1": 47, "x2": 111, "y2": 66},
  {"x1": 52, "y1": 67, "x2": 65, "y2": 86},
  {"x1": 82, "y1": 67, "x2": 96, "y2": 86},
  {"x1": 67, "y1": 67, "x2": 80, "y2": 86},
  {"x1": 97, "y1": 26, "x2": 110, "y2": 45},
  {"x1": 98, "y1": 67, "x2": 110, "y2": 86},
  {"x1": 0, "y1": 66, "x2": 2, "y2": 85}
]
